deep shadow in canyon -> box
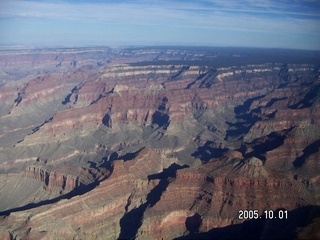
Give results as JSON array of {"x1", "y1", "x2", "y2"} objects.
[
  {"x1": 118, "y1": 163, "x2": 188, "y2": 240},
  {"x1": 175, "y1": 206, "x2": 320, "y2": 240},
  {"x1": 0, "y1": 180, "x2": 101, "y2": 217},
  {"x1": 293, "y1": 139, "x2": 320, "y2": 168}
]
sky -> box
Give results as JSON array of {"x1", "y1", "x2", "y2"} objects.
[{"x1": 0, "y1": 0, "x2": 320, "y2": 50}]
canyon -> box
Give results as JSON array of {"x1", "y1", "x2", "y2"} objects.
[{"x1": 0, "y1": 46, "x2": 319, "y2": 239}]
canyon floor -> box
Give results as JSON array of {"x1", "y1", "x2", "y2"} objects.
[{"x1": 0, "y1": 46, "x2": 320, "y2": 239}]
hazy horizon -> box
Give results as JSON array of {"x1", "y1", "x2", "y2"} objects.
[{"x1": 1, "y1": 0, "x2": 320, "y2": 51}]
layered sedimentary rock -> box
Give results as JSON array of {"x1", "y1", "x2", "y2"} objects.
[
  {"x1": 139, "y1": 154, "x2": 315, "y2": 239},
  {"x1": 24, "y1": 165, "x2": 109, "y2": 193},
  {"x1": 0, "y1": 148, "x2": 175, "y2": 239},
  {"x1": 0, "y1": 47, "x2": 319, "y2": 239}
]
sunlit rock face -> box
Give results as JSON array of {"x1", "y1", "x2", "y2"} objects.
[{"x1": 0, "y1": 46, "x2": 319, "y2": 239}]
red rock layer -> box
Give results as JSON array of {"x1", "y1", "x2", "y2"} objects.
[
  {"x1": 138, "y1": 154, "x2": 316, "y2": 239},
  {"x1": 0, "y1": 149, "x2": 316, "y2": 240},
  {"x1": 16, "y1": 64, "x2": 287, "y2": 143},
  {"x1": 0, "y1": 148, "x2": 172, "y2": 239},
  {"x1": 24, "y1": 165, "x2": 109, "y2": 193}
]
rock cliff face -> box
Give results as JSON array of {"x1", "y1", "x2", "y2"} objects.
[
  {"x1": 24, "y1": 165, "x2": 109, "y2": 193},
  {"x1": 139, "y1": 155, "x2": 315, "y2": 239},
  {"x1": 0, "y1": 46, "x2": 319, "y2": 239}
]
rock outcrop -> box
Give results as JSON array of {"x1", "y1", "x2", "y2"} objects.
[{"x1": 24, "y1": 165, "x2": 109, "y2": 193}]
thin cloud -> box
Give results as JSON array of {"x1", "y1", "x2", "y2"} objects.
[
  {"x1": 1, "y1": 0, "x2": 319, "y2": 27},
  {"x1": 0, "y1": 0, "x2": 319, "y2": 49},
  {"x1": 2, "y1": 0, "x2": 319, "y2": 20}
]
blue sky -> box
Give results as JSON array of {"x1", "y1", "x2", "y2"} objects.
[{"x1": 0, "y1": 0, "x2": 320, "y2": 50}]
